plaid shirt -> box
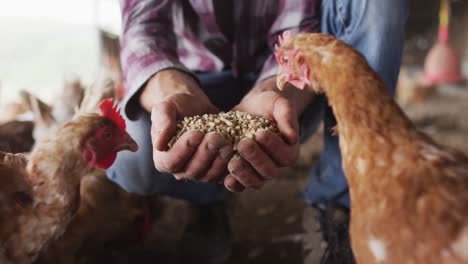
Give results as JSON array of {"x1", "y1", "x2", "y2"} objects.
[{"x1": 120, "y1": 0, "x2": 320, "y2": 117}]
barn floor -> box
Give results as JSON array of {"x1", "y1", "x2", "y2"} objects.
[{"x1": 86, "y1": 84, "x2": 468, "y2": 264}]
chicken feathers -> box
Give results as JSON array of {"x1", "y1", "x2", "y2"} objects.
[{"x1": 275, "y1": 32, "x2": 468, "y2": 264}]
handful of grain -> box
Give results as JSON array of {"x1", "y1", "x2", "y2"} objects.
[{"x1": 168, "y1": 111, "x2": 279, "y2": 148}]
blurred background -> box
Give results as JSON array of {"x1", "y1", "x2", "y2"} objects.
[
  {"x1": 1, "y1": 0, "x2": 468, "y2": 104},
  {"x1": 0, "y1": 0, "x2": 120, "y2": 103}
]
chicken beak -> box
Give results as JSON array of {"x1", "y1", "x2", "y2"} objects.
[
  {"x1": 117, "y1": 131, "x2": 139, "y2": 152},
  {"x1": 276, "y1": 73, "x2": 288, "y2": 91}
]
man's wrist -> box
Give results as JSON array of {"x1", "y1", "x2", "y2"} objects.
[{"x1": 139, "y1": 69, "x2": 203, "y2": 112}]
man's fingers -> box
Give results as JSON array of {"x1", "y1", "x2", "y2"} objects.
[
  {"x1": 151, "y1": 101, "x2": 177, "y2": 151},
  {"x1": 201, "y1": 145, "x2": 233, "y2": 182},
  {"x1": 228, "y1": 156, "x2": 264, "y2": 189},
  {"x1": 237, "y1": 138, "x2": 279, "y2": 180},
  {"x1": 273, "y1": 97, "x2": 299, "y2": 145},
  {"x1": 175, "y1": 132, "x2": 229, "y2": 180},
  {"x1": 224, "y1": 175, "x2": 246, "y2": 192},
  {"x1": 154, "y1": 130, "x2": 204, "y2": 174},
  {"x1": 255, "y1": 130, "x2": 299, "y2": 167}
]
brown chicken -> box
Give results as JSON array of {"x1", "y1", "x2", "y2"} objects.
[
  {"x1": 36, "y1": 170, "x2": 147, "y2": 264},
  {"x1": 0, "y1": 121, "x2": 34, "y2": 153},
  {"x1": 78, "y1": 69, "x2": 118, "y2": 114},
  {"x1": 51, "y1": 77, "x2": 85, "y2": 124},
  {"x1": 19, "y1": 78, "x2": 84, "y2": 143},
  {"x1": 20, "y1": 90, "x2": 57, "y2": 142},
  {"x1": 275, "y1": 32, "x2": 468, "y2": 263},
  {"x1": 0, "y1": 101, "x2": 29, "y2": 124},
  {"x1": 37, "y1": 73, "x2": 149, "y2": 264},
  {"x1": 0, "y1": 99, "x2": 138, "y2": 263},
  {"x1": 21, "y1": 73, "x2": 116, "y2": 143},
  {"x1": 37, "y1": 86, "x2": 149, "y2": 263}
]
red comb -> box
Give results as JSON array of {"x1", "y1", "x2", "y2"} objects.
[
  {"x1": 98, "y1": 98, "x2": 126, "y2": 130},
  {"x1": 275, "y1": 31, "x2": 293, "y2": 64},
  {"x1": 274, "y1": 44, "x2": 282, "y2": 64}
]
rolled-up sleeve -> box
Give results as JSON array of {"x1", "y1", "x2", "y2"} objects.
[{"x1": 120, "y1": 0, "x2": 191, "y2": 119}]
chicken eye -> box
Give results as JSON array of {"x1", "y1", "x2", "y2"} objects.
[
  {"x1": 103, "y1": 131, "x2": 112, "y2": 140},
  {"x1": 296, "y1": 55, "x2": 304, "y2": 64}
]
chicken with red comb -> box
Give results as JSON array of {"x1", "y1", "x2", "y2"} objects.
[
  {"x1": 98, "y1": 98, "x2": 127, "y2": 130},
  {"x1": 275, "y1": 32, "x2": 468, "y2": 263},
  {"x1": 0, "y1": 98, "x2": 138, "y2": 263}
]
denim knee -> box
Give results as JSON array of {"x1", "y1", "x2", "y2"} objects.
[
  {"x1": 322, "y1": 0, "x2": 408, "y2": 92},
  {"x1": 330, "y1": 0, "x2": 409, "y2": 40}
]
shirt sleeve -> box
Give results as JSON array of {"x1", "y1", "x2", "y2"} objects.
[
  {"x1": 119, "y1": 0, "x2": 193, "y2": 120},
  {"x1": 257, "y1": 6, "x2": 320, "y2": 82}
]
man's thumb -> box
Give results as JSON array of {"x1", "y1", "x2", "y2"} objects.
[
  {"x1": 273, "y1": 98, "x2": 299, "y2": 145},
  {"x1": 151, "y1": 101, "x2": 177, "y2": 151}
]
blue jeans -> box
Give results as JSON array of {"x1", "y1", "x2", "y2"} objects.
[{"x1": 107, "y1": 0, "x2": 408, "y2": 207}]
